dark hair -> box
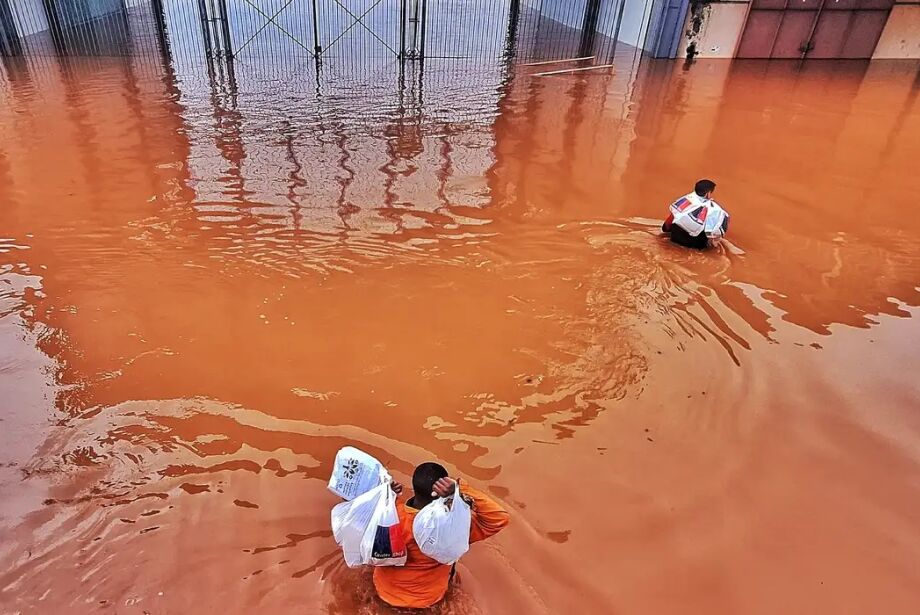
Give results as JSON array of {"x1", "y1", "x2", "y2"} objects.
[
  {"x1": 412, "y1": 462, "x2": 448, "y2": 497},
  {"x1": 694, "y1": 179, "x2": 716, "y2": 197}
]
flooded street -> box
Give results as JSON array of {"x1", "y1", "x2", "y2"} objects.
[{"x1": 1, "y1": 52, "x2": 920, "y2": 614}]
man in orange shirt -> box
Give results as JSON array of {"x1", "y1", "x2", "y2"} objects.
[{"x1": 374, "y1": 462, "x2": 510, "y2": 609}]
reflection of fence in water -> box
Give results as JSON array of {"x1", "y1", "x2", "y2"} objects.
[
  {"x1": 177, "y1": 56, "x2": 506, "y2": 240},
  {"x1": 0, "y1": 0, "x2": 642, "y2": 244}
]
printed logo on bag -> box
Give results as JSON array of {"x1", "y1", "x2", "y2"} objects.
[
  {"x1": 372, "y1": 524, "x2": 407, "y2": 559},
  {"x1": 690, "y1": 206, "x2": 708, "y2": 224},
  {"x1": 341, "y1": 458, "x2": 360, "y2": 480}
]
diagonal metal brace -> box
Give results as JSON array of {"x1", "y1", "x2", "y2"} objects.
[
  {"x1": 325, "y1": 0, "x2": 397, "y2": 56},
  {"x1": 236, "y1": 0, "x2": 315, "y2": 57}
]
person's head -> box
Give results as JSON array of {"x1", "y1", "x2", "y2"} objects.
[
  {"x1": 694, "y1": 179, "x2": 716, "y2": 199},
  {"x1": 411, "y1": 462, "x2": 448, "y2": 506}
]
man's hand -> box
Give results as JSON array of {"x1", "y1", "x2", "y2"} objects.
[
  {"x1": 390, "y1": 481, "x2": 404, "y2": 496},
  {"x1": 432, "y1": 478, "x2": 457, "y2": 498}
]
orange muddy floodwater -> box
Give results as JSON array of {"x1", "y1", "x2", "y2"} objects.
[{"x1": 1, "y1": 55, "x2": 920, "y2": 614}]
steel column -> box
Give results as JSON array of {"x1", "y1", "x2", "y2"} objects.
[
  {"x1": 217, "y1": 0, "x2": 233, "y2": 58},
  {"x1": 505, "y1": 0, "x2": 521, "y2": 60},
  {"x1": 196, "y1": 0, "x2": 214, "y2": 59},
  {"x1": 419, "y1": 0, "x2": 428, "y2": 59},
  {"x1": 399, "y1": 0, "x2": 407, "y2": 58},
  {"x1": 311, "y1": 0, "x2": 321, "y2": 55},
  {"x1": 149, "y1": 0, "x2": 170, "y2": 54},
  {"x1": 579, "y1": 0, "x2": 602, "y2": 57}
]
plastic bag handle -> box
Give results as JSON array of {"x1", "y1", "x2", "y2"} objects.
[{"x1": 431, "y1": 478, "x2": 461, "y2": 506}]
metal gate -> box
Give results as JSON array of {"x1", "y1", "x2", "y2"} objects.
[
  {"x1": 1, "y1": 0, "x2": 639, "y2": 66},
  {"x1": 737, "y1": 0, "x2": 894, "y2": 59},
  {"x1": 219, "y1": 0, "x2": 404, "y2": 60}
]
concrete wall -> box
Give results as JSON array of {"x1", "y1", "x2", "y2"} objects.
[
  {"x1": 873, "y1": 5, "x2": 920, "y2": 58},
  {"x1": 677, "y1": 1, "x2": 749, "y2": 59}
]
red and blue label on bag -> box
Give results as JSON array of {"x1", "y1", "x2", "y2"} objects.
[{"x1": 372, "y1": 523, "x2": 407, "y2": 560}]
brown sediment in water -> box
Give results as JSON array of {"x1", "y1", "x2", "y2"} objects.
[{"x1": 1, "y1": 55, "x2": 920, "y2": 614}]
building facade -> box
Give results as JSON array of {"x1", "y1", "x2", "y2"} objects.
[
  {"x1": 669, "y1": 0, "x2": 920, "y2": 59},
  {"x1": 1, "y1": 0, "x2": 917, "y2": 62}
]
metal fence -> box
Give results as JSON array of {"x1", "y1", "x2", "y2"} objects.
[
  {"x1": 1, "y1": 0, "x2": 643, "y2": 67},
  {"x1": 0, "y1": 0, "x2": 160, "y2": 58}
]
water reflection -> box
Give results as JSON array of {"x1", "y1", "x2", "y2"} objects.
[{"x1": 1, "y1": 38, "x2": 919, "y2": 614}]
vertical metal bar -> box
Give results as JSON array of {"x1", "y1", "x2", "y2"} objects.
[
  {"x1": 211, "y1": 0, "x2": 223, "y2": 58},
  {"x1": 217, "y1": 0, "x2": 233, "y2": 58},
  {"x1": 197, "y1": 0, "x2": 213, "y2": 59},
  {"x1": 579, "y1": 0, "x2": 601, "y2": 57},
  {"x1": 503, "y1": 0, "x2": 520, "y2": 62},
  {"x1": 611, "y1": 0, "x2": 628, "y2": 57},
  {"x1": 206, "y1": 0, "x2": 220, "y2": 55},
  {"x1": 600, "y1": 0, "x2": 616, "y2": 60},
  {"x1": 407, "y1": 0, "x2": 417, "y2": 55},
  {"x1": 312, "y1": 0, "x2": 321, "y2": 55},
  {"x1": 399, "y1": 0, "x2": 407, "y2": 58},
  {"x1": 321, "y1": 0, "x2": 330, "y2": 60},
  {"x1": 419, "y1": 0, "x2": 427, "y2": 59},
  {"x1": 150, "y1": 0, "x2": 170, "y2": 57}
]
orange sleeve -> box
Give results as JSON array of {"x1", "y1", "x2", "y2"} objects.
[{"x1": 460, "y1": 483, "x2": 510, "y2": 543}]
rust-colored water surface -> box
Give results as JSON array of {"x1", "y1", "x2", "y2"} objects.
[{"x1": 1, "y1": 55, "x2": 919, "y2": 614}]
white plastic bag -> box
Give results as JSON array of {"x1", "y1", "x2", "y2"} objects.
[
  {"x1": 412, "y1": 481, "x2": 472, "y2": 565},
  {"x1": 669, "y1": 192, "x2": 730, "y2": 245},
  {"x1": 331, "y1": 481, "x2": 408, "y2": 567},
  {"x1": 328, "y1": 446, "x2": 388, "y2": 500},
  {"x1": 703, "y1": 206, "x2": 730, "y2": 244},
  {"x1": 669, "y1": 192, "x2": 707, "y2": 237}
]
